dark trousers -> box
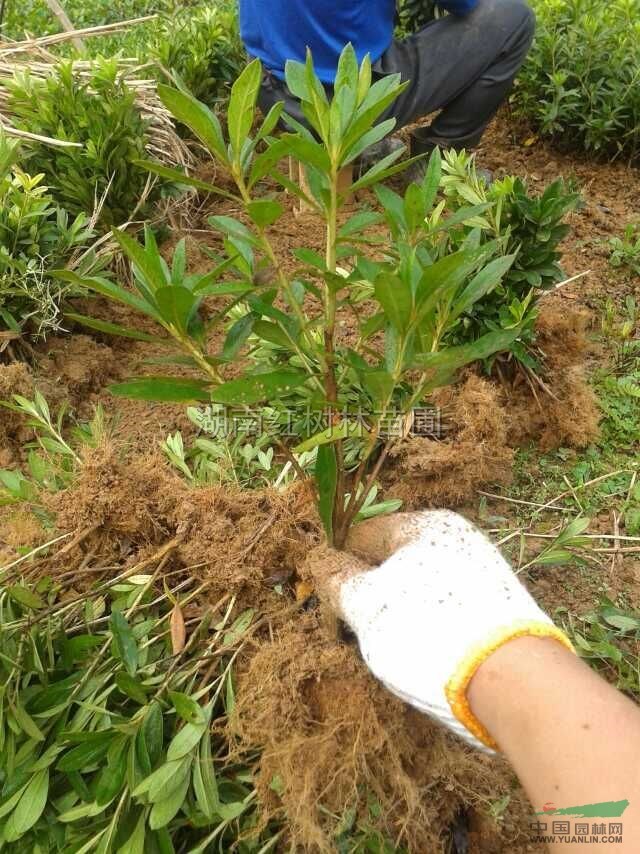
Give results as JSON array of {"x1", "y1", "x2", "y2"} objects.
[{"x1": 258, "y1": 0, "x2": 535, "y2": 153}]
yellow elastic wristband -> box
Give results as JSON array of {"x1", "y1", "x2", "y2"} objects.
[{"x1": 445, "y1": 620, "x2": 575, "y2": 750}]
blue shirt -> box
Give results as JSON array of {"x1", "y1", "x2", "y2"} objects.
[{"x1": 239, "y1": 0, "x2": 478, "y2": 84}]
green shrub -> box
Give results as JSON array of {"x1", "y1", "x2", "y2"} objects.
[
  {"x1": 0, "y1": 135, "x2": 100, "y2": 339},
  {"x1": 68, "y1": 48, "x2": 524, "y2": 548},
  {"x1": 395, "y1": 0, "x2": 437, "y2": 34},
  {"x1": 515, "y1": 0, "x2": 640, "y2": 160},
  {"x1": 436, "y1": 149, "x2": 581, "y2": 367},
  {"x1": 150, "y1": 2, "x2": 245, "y2": 106},
  {"x1": 6, "y1": 59, "x2": 156, "y2": 228}
]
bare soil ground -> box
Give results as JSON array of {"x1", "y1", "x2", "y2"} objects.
[{"x1": 1, "y1": 111, "x2": 639, "y2": 852}]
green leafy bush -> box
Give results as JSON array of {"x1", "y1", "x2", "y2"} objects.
[
  {"x1": 0, "y1": 135, "x2": 100, "y2": 339},
  {"x1": 150, "y1": 2, "x2": 245, "y2": 105},
  {"x1": 68, "y1": 48, "x2": 523, "y2": 547},
  {"x1": 6, "y1": 60, "x2": 155, "y2": 228},
  {"x1": 515, "y1": 0, "x2": 640, "y2": 160},
  {"x1": 0, "y1": 563, "x2": 270, "y2": 850},
  {"x1": 436, "y1": 150, "x2": 581, "y2": 366},
  {"x1": 395, "y1": 0, "x2": 437, "y2": 34}
]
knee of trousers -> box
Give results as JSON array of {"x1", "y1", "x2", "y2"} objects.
[{"x1": 473, "y1": 0, "x2": 536, "y2": 43}]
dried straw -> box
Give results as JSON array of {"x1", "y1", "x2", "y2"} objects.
[{"x1": 0, "y1": 19, "x2": 191, "y2": 169}]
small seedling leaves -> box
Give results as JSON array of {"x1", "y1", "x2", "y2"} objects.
[
  {"x1": 227, "y1": 59, "x2": 263, "y2": 159},
  {"x1": 8, "y1": 585, "x2": 44, "y2": 610},
  {"x1": 169, "y1": 692, "x2": 205, "y2": 726},
  {"x1": 109, "y1": 376, "x2": 211, "y2": 403},
  {"x1": 247, "y1": 199, "x2": 284, "y2": 228},
  {"x1": 3, "y1": 769, "x2": 49, "y2": 842},
  {"x1": 110, "y1": 610, "x2": 138, "y2": 677},
  {"x1": 158, "y1": 84, "x2": 227, "y2": 164},
  {"x1": 315, "y1": 444, "x2": 337, "y2": 541},
  {"x1": 210, "y1": 370, "x2": 306, "y2": 406}
]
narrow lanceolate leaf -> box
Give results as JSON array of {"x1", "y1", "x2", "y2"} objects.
[
  {"x1": 166, "y1": 722, "x2": 207, "y2": 762},
  {"x1": 65, "y1": 313, "x2": 168, "y2": 343},
  {"x1": 227, "y1": 59, "x2": 263, "y2": 160},
  {"x1": 210, "y1": 370, "x2": 306, "y2": 406},
  {"x1": 109, "y1": 377, "x2": 212, "y2": 403},
  {"x1": 155, "y1": 286, "x2": 199, "y2": 334},
  {"x1": 111, "y1": 228, "x2": 166, "y2": 294},
  {"x1": 158, "y1": 85, "x2": 228, "y2": 164},
  {"x1": 413, "y1": 328, "x2": 522, "y2": 376},
  {"x1": 170, "y1": 604, "x2": 186, "y2": 655},
  {"x1": 450, "y1": 254, "x2": 516, "y2": 320},
  {"x1": 193, "y1": 734, "x2": 219, "y2": 820},
  {"x1": 3, "y1": 770, "x2": 49, "y2": 842},
  {"x1": 141, "y1": 702, "x2": 164, "y2": 768},
  {"x1": 315, "y1": 444, "x2": 338, "y2": 541},
  {"x1": 110, "y1": 610, "x2": 138, "y2": 677},
  {"x1": 95, "y1": 747, "x2": 128, "y2": 805},
  {"x1": 374, "y1": 273, "x2": 412, "y2": 333},
  {"x1": 133, "y1": 160, "x2": 238, "y2": 201},
  {"x1": 295, "y1": 420, "x2": 369, "y2": 453},
  {"x1": 149, "y1": 770, "x2": 191, "y2": 830},
  {"x1": 57, "y1": 733, "x2": 115, "y2": 772}
]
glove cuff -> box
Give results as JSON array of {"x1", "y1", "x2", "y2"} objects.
[{"x1": 445, "y1": 620, "x2": 575, "y2": 750}]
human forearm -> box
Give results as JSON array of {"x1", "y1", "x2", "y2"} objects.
[{"x1": 468, "y1": 637, "x2": 640, "y2": 853}]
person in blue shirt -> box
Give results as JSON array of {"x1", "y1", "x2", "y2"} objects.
[{"x1": 239, "y1": 0, "x2": 535, "y2": 164}]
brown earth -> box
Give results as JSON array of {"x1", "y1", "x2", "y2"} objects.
[{"x1": 1, "y1": 111, "x2": 639, "y2": 852}]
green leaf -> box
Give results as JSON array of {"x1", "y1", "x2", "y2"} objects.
[
  {"x1": 166, "y1": 722, "x2": 207, "y2": 762},
  {"x1": 155, "y1": 286, "x2": 199, "y2": 334},
  {"x1": 421, "y1": 147, "x2": 442, "y2": 212},
  {"x1": 252, "y1": 320, "x2": 292, "y2": 348},
  {"x1": 247, "y1": 199, "x2": 284, "y2": 228},
  {"x1": 12, "y1": 702, "x2": 44, "y2": 741},
  {"x1": 118, "y1": 811, "x2": 146, "y2": 854},
  {"x1": 374, "y1": 273, "x2": 412, "y2": 332},
  {"x1": 3, "y1": 770, "x2": 48, "y2": 842},
  {"x1": 133, "y1": 160, "x2": 238, "y2": 201},
  {"x1": 192, "y1": 734, "x2": 219, "y2": 820},
  {"x1": 8, "y1": 585, "x2": 44, "y2": 610},
  {"x1": 222, "y1": 314, "x2": 255, "y2": 359},
  {"x1": 110, "y1": 610, "x2": 138, "y2": 677},
  {"x1": 450, "y1": 254, "x2": 516, "y2": 321},
  {"x1": 149, "y1": 769, "x2": 191, "y2": 830},
  {"x1": 141, "y1": 702, "x2": 164, "y2": 768},
  {"x1": 315, "y1": 444, "x2": 337, "y2": 541},
  {"x1": 295, "y1": 420, "x2": 369, "y2": 453},
  {"x1": 284, "y1": 59, "x2": 311, "y2": 101},
  {"x1": 210, "y1": 370, "x2": 306, "y2": 406},
  {"x1": 158, "y1": 85, "x2": 228, "y2": 164},
  {"x1": 109, "y1": 377, "x2": 212, "y2": 403},
  {"x1": 115, "y1": 673, "x2": 148, "y2": 705},
  {"x1": 65, "y1": 313, "x2": 167, "y2": 343},
  {"x1": 227, "y1": 59, "x2": 263, "y2": 160},
  {"x1": 95, "y1": 746, "x2": 128, "y2": 805},
  {"x1": 112, "y1": 227, "x2": 166, "y2": 294},
  {"x1": 57, "y1": 733, "x2": 114, "y2": 772},
  {"x1": 169, "y1": 692, "x2": 205, "y2": 726},
  {"x1": 413, "y1": 328, "x2": 521, "y2": 379}
]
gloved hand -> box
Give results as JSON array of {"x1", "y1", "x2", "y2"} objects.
[{"x1": 321, "y1": 510, "x2": 574, "y2": 752}]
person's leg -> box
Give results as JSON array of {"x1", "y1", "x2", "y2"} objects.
[{"x1": 377, "y1": 0, "x2": 535, "y2": 154}]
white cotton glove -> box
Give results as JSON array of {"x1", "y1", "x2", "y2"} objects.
[{"x1": 332, "y1": 510, "x2": 574, "y2": 752}]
